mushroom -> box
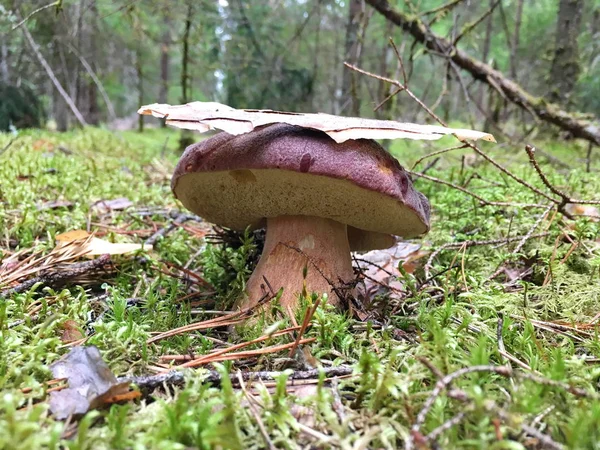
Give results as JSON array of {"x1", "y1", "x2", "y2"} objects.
[{"x1": 172, "y1": 124, "x2": 430, "y2": 313}]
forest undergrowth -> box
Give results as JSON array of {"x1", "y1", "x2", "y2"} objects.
[{"x1": 1, "y1": 127, "x2": 600, "y2": 449}]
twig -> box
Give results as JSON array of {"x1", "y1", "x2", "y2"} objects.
[
  {"x1": 0, "y1": 138, "x2": 15, "y2": 156},
  {"x1": 118, "y1": 366, "x2": 354, "y2": 393},
  {"x1": 518, "y1": 372, "x2": 598, "y2": 400},
  {"x1": 344, "y1": 61, "x2": 558, "y2": 204},
  {"x1": 526, "y1": 145, "x2": 600, "y2": 211},
  {"x1": 411, "y1": 364, "x2": 512, "y2": 443},
  {"x1": 147, "y1": 292, "x2": 276, "y2": 344},
  {"x1": 0, "y1": 255, "x2": 112, "y2": 298},
  {"x1": 425, "y1": 410, "x2": 468, "y2": 441},
  {"x1": 486, "y1": 203, "x2": 554, "y2": 281},
  {"x1": 452, "y1": 0, "x2": 501, "y2": 46},
  {"x1": 63, "y1": 42, "x2": 118, "y2": 122},
  {"x1": 411, "y1": 144, "x2": 468, "y2": 169},
  {"x1": 8, "y1": 1, "x2": 60, "y2": 33},
  {"x1": 330, "y1": 378, "x2": 346, "y2": 424},
  {"x1": 145, "y1": 211, "x2": 203, "y2": 246},
  {"x1": 513, "y1": 204, "x2": 554, "y2": 255},
  {"x1": 496, "y1": 315, "x2": 508, "y2": 365},
  {"x1": 409, "y1": 170, "x2": 548, "y2": 209},
  {"x1": 425, "y1": 233, "x2": 549, "y2": 275},
  {"x1": 420, "y1": 0, "x2": 466, "y2": 18},
  {"x1": 289, "y1": 296, "x2": 321, "y2": 357},
  {"x1": 521, "y1": 424, "x2": 564, "y2": 450},
  {"x1": 237, "y1": 373, "x2": 277, "y2": 450},
  {"x1": 175, "y1": 326, "x2": 302, "y2": 368}
]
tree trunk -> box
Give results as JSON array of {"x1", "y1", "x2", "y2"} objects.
[
  {"x1": 309, "y1": 0, "x2": 322, "y2": 111},
  {"x1": 510, "y1": 0, "x2": 525, "y2": 80},
  {"x1": 375, "y1": 20, "x2": 394, "y2": 119},
  {"x1": 481, "y1": 0, "x2": 494, "y2": 63},
  {"x1": 86, "y1": 0, "x2": 100, "y2": 125},
  {"x1": 480, "y1": 0, "x2": 495, "y2": 125},
  {"x1": 1, "y1": 38, "x2": 9, "y2": 84},
  {"x1": 159, "y1": 14, "x2": 170, "y2": 128},
  {"x1": 548, "y1": 0, "x2": 584, "y2": 108},
  {"x1": 331, "y1": 11, "x2": 342, "y2": 114},
  {"x1": 74, "y1": 0, "x2": 84, "y2": 123},
  {"x1": 179, "y1": 1, "x2": 194, "y2": 149},
  {"x1": 590, "y1": 9, "x2": 599, "y2": 66},
  {"x1": 53, "y1": 86, "x2": 69, "y2": 132},
  {"x1": 341, "y1": 0, "x2": 363, "y2": 116},
  {"x1": 136, "y1": 46, "x2": 144, "y2": 133},
  {"x1": 364, "y1": 0, "x2": 600, "y2": 146}
]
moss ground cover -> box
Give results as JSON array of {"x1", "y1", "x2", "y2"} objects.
[{"x1": 1, "y1": 128, "x2": 600, "y2": 449}]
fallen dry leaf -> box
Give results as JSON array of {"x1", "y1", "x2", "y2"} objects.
[
  {"x1": 55, "y1": 230, "x2": 91, "y2": 242},
  {"x1": 49, "y1": 346, "x2": 130, "y2": 420},
  {"x1": 138, "y1": 101, "x2": 495, "y2": 144},
  {"x1": 91, "y1": 198, "x2": 133, "y2": 215},
  {"x1": 37, "y1": 200, "x2": 74, "y2": 211},
  {"x1": 564, "y1": 203, "x2": 600, "y2": 221},
  {"x1": 55, "y1": 230, "x2": 151, "y2": 256},
  {"x1": 60, "y1": 320, "x2": 85, "y2": 343},
  {"x1": 354, "y1": 241, "x2": 426, "y2": 299}
]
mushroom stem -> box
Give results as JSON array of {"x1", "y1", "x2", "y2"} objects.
[{"x1": 238, "y1": 215, "x2": 355, "y2": 314}]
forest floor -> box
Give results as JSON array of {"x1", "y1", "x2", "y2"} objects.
[{"x1": 2, "y1": 127, "x2": 600, "y2": 449}]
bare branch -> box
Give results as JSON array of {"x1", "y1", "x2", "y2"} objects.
[
  {"x1": 8, "y1": 1, "x2": 60, "y2": 34},
  {"x1": 364, "y1": 0, "x2": 600, "y2": 146},
  {"x1": 64, "y1": 42, "x2": 118, "y2": 122}
]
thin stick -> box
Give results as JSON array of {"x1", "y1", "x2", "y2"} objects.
[
  {"x1": 64, "y1": 42, "x2": 118, "y2": 122},
  {"x1": 172, "y1": 338, "x2": 316, "y2": 370},
  {"x1": 147, "y1": 289, "x2": 281, "y2": 344},
  {"x1": 237, "y1": 373, "x2": 277, "y2": 450},
  {"x1": 526, "y1": 145, "x2": 600, "y2": 207},
  {"x1": 9, "y1": 2, "x2": 60, "y2": 33},
  {"x1": 117, "y1": 366, "x2": 354, "y2": 393},
  {"x1": 409, "y1": 170, "x2": 548, "y2": 209},
  {"x1": 344, "y1": 61, "x2": 558, "y2": 204},
  {"x1": 425, "y1": 411, "x2": 468, "y2": 441},
  {"x1": 414, "y1": 365, "x2": 512, "y2": 427},
  {"x1": 289, "y1": 296, "x2": 321, "y2": 357},
  {"x1": 425, "y1": 232, "x2": 549, "y2": 274},
  {"x1": 411, "y1": 144, "x2": 468, "y2": 169}
]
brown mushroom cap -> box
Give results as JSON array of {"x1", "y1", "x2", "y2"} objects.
[{"x1": 172, "y1": 124, "x2": 430, "y2": 250}]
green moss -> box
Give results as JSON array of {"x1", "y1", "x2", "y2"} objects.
[{"x1": 2, "y1": 127, "x2": 600, "y2": 448}]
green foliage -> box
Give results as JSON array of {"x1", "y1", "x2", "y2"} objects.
[
  {"x1": 200, "y1": 228, "x2": 258, "y2": 305},
  {"x1": 0, "y1": 83, "x2": 45, "y2": 132},
  {"x1": 3, "y1": 127, "x2": 600, "y2": 448}
]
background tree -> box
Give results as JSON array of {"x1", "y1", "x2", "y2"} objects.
[
  {"x1": 548, "y1": 0, "x2": 584, "y2": 108},
  {"x1": 1, "y1": 0, "x2": 599, "y2": 145}
]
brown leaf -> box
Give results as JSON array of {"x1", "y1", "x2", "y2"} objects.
[
  {"x1": 60, "y1": 320, "x2": 84, "y2": 343},
  {"x1": 90, "y1": 198, "x2": 133, "y2": 215},
  {"x1": 138, "y1": 102, "x2": 496, "y2": 144},
  {"x1": 49, "y1": 346, "x2": 130, "y2": 420},
  {"x1": 354, "y1": 241, "x2": 426, "y2": 299}
]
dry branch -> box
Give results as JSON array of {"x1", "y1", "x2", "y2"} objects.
[
  {"x1": 118, "y1": 366, "x2": 354, "y2": 393},
  {"x1": 365, "y1": 0, "x2": 600, "y2": 145},
  {"x1": 0, "y1": 255, "x2": 112, "y2": 298}
]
